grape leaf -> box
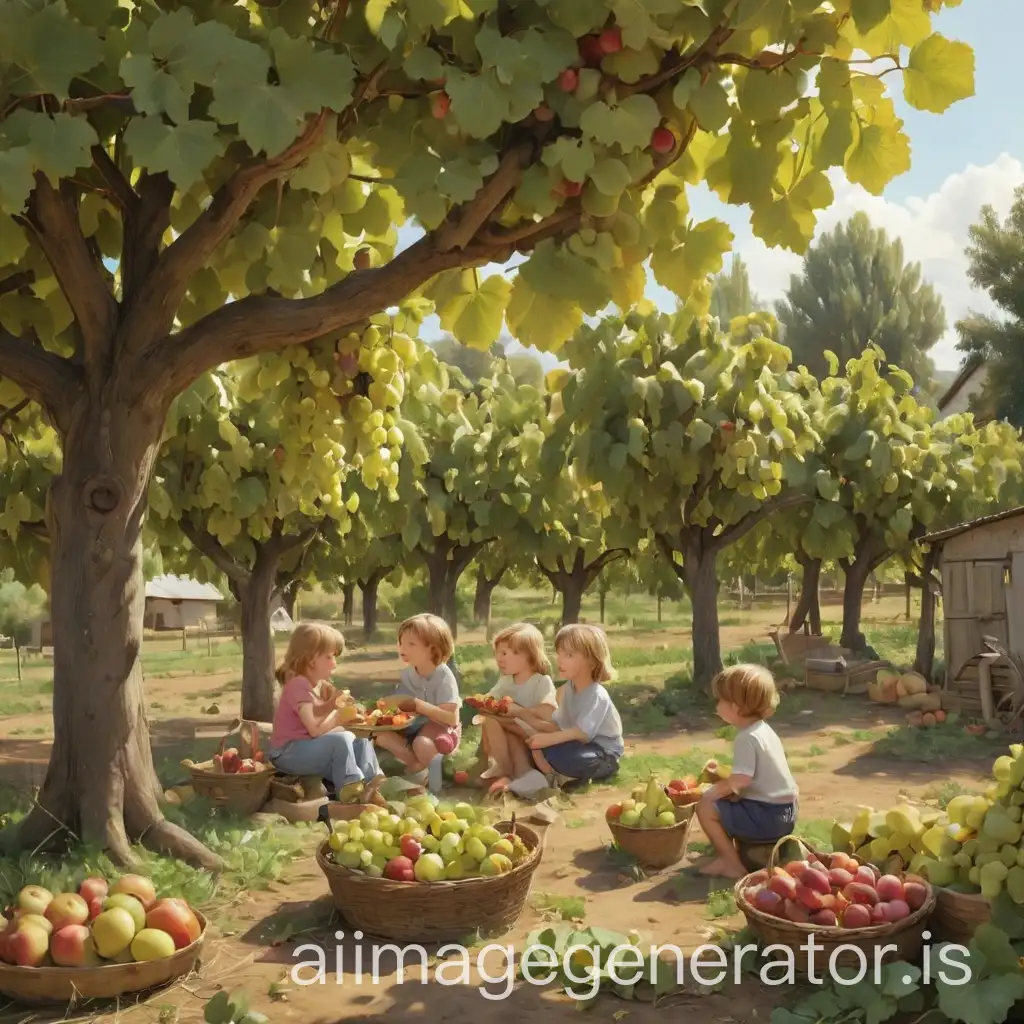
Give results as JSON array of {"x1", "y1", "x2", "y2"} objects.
[
  {"x1": 750, "y1": 170, "x2": 833, "y2": 252},
  {"x1": 936, "y1": 973, "x2": 1024, "y2": 1024},
  {"x1": 844, "y1": 119, "x2": 911, "y2": 196},
  {"x1": 506, "y1": 277, "x2": 582, "y2": 351},
  {"x1": 4, "y1": 110, "x2": 98, "y2": 185},
  {"x1": 650, "y1": 219, "x2": 733, "y2": 298},
  {"x1": 579, "y1": 95, "x2": 662, "y2": 152},
  {"x1": 269, "y1": 28, "x2": 356, "y2": 113},
  {"x1": 124, "y1": 117, "x2": 225, "y2": 190},
  {"x1": 543, "y1": 138, "x2": 595, "y2": 183},
  {"x1": 850, "y1": 0, "x2": 891, "y2": 33},
  {"x1": 445, "y1": 68, "x2": 512, "y2": 139},
  {"x1": 0, "y1": 148, "x2": 39, "y2": 215},
  {"x1": 686, "y1": 75, "x2": 733, "y2": 132},
  {"x1": 120, "y1": 53, "x2": 193, "y2": 126},
  {"x1": 589, "y1": 158, "x2": 632, "y2": 196},
  {"x1": 903, "y1": 33, "x2": 975, "y2": 112},
  {"x1": 437, "y1": 274, "x2": 510, "y2": 349}
]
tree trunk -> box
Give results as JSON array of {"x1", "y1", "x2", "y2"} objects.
[
  {"x1": 0, "y1": 400, "x2": 221, "y2": 871},
  {"x1": 560, "y1": 575, "x2": 586, "y2": 625},
  {"x1": 683, "y1": 552, "x2": 723, "y2": 689},
  {"x1": 840, "y1": 560, "x2": 874, "y2": 651},
  {"x1": 473, "y1": 564, "x2": 506, "y2": 624},
  {"x1": 789, "y1": 555, "x2": 822, "y2": 634},
  {"x1": 359, "y1": 572, "x2": 384, "y2": 639},
  {"x1": 236, "y1": 552, "x2": 280, "y2": 723},
  {"x1": 342, "y1": 581, "x2": 355, "y2": 626},
  {"x1": 281, "y1": 585, "x2": 297, "y2": 618},
  {"x1": 422, "y1": 541, "x2": 485, "y2": 641},
  {"x1": 912, "y1": 549, "x2": 940, "y2": 681}
]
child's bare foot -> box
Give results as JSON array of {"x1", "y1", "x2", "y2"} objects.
[
  {"x1": 487, "y1": 777, "x2": 511, "y2": 799},
  {"x1": 699, "y1": 857, "x2": 746, "y2": 878}
]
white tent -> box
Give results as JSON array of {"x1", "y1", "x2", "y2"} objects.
[{"x1": 270, "y1": 607, "x2": 295, "y2": 633}]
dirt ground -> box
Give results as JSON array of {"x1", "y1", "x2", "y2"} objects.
[{"x1": 0, "y1": 598, "x2": 996, "y2": 1022}]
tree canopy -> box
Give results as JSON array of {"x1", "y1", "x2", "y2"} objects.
[
  {"x1": 955, "y1": 185, "x2": 1024, "y2": 429},
  {"x1": 774, "y1": 211, "x2": 946, "y2": 386}
]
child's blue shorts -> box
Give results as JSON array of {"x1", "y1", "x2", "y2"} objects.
[
  {"x1": 534, "y1": 740, "x2": 619, "y2": 781},
  {"x1": 718, "y1": 797, "x2": 797, "y2": 842}
]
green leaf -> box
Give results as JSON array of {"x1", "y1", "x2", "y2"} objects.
[
  {"x1": 0, "y1": 148, "x2": 37, "y2": 215},
  {"x1": 269, "y1": 28, "x2": 356, "y2": 113},
  {"x1": 971, "y1": 923, "x2": 1024, "y2": 974},
  {"x1": 0, "y1": 216, "x2": 30, "y2": 264},
  {"x1": 124, "y1": 116, "x2": 224, "y2": 190},
  {"x1": 437, "y1": 157, "x2": 485, "y2": 204},
  {"x1": 506, "y1": 276, "x2": 582, "y2": 351},
  {"x1": 750, "y1": 170, "x2": 833, "y2": 252},
  {"x1": 6, "y1": 110, "x2": 99, "y2": 185},
  {"x1": 844, "y1": 119, "x2": 911, "y2": 196},
  {"x1": 650, "y1": 219, "x2": 733, "y2": 298},
  {"x1": 404, "y1": 46, "x2": 445, "y2": 82},
  {"x1": 289, "y1": 142, "x2": 351, "y2": 194},
  {"x1": 120, "y1": 53, "x2": 193, "y2": 126},
  {"x1": 937, "y1": 973, "x2": 1024, "y2": 1024},
  {"x1": 686, "y1": 74, "x2": 733, "y2": 132},
  {"x1": 445, "y1": 68, "x2": 510, "y2": 139},
  {"x1": 438, "y1": 275, "x2": 510, "y2": 349},
  {"x1": 543, "y1": 138, "x2": 595, "y2": 183},
  {"x1": 5, "y1": 0, "x2": 104, "y2": 100},
  {"x1": 736, "y1": 67, "x2": 802, "y2": 124},
  {"x1": 579, "y1": 95, "x2": 662, "y2": 152},
  {"x1": 851, "y1": 0, "x2": 891, "y2": 33},
  {"x1": 903, "y1": 33, "x2": 975, "y2": 113},
  {"x1": 589, "y1": 158, "x2": 631, "y2": 196}
]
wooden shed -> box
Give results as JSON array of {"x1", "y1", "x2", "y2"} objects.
[{"x1": 922, "y1": 506, "x2": 1024, "y2": 718}]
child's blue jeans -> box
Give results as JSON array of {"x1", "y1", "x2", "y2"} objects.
[
  {"x1": 535, "y1": 740, "x2": 619, "y2": 781},
  {"x1": 267, "y1": 731, "x2": 381, "y2": 792}
]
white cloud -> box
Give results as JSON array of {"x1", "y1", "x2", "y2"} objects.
[
  {"x1": 408, "y1": 155, "x2": 1023, "y2": 374},
  {"x1": 654, "y1": 154, "x2": 1024, "y2": 372}
]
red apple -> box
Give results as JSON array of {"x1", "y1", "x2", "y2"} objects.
[
  {"x1": 110, "y1": 874, "x2": 157, "y2": 910},
  {"x1": 6, "y1": 922, "x2": 49, "y2": 967},
  {"x1": 578, "y1": 35, "x2": 604, "y2": 65},
  {"x1": 145, "y1": 898, "x2": 202, "y2": 950},
  {"x1": 16, "y1": 884, "x2": 53, "y2": 917},
  {"x1": 50, "y1": 923, "x2": 100, "y2": 966},
  {"x1": 430, "y1": 91, "x2": 450, "y2": 118},
  {"x1": 558, "y1": 68, "x2": 578, "y2": 92},
  {"x1": 383, "y1": 856, "x2": 416, "y2": 882},
  {"x1": 87, "y1": 897, "x2": 104, "y2": 921},
  {"x1": 45, "y1": 892, "x2": 89, "y2": 930},
  {"x1": 400, "y1": 835, "x2": 422, "y2": 861},
  {"x1": 562, "y1": 179, "x2": 583, "y2": 197},
  {"x1": 599, "y1": 27, "x2": 622, "y2": 53},
  {"x1": 453, "y1": 769, "x2": 469, "y2": 785},
  {"x1": 79, "y1": 877, "x2": 109, "y2": 904},
  {"x1": 650, "y1": 127, "x2": 675, "y2": 154},
  {"x1": 353, "y1": 248, "x2": 372, "y2": 271}
]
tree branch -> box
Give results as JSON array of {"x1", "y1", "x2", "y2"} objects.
[
  {"x1": 179, "y1": 518, "x2": 249, "y2": 586},
  {"x1": 0, "y1": 271, "x2": 34, "y2": 297},
  {"x1": 90, "y1": 144, "x2": 138, "y2": 213},
  {"x1": 119, "y1": 113, "x2": 330, "y2": 355},
  {"x1": 23, "y1": 175, "x2": 117, "y2": 377},
  {"x1": 712, "y1": 492, "x2": 812, "y2": 551},
  {"x1": 655, "y1": 533, "x2": 687, "y2": 582},
  {"x1": 436, "y1": 141, "x2": 535, "y2": 252},
  {"x1": 0, "y1": 329, "x2": 80, "y2": 431},
  {"x1": 121, "y1": 173, "x2": 175, "y2": 305},
  {"x1": 584, "y1": 547, "x2": 630, "y2": 579},
  {"x1": 135, "y1": 233, "x2": 490, "y2": 404}
]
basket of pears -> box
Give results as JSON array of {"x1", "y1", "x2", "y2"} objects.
[{"x1": 605, "y1": 774, "x2": 696, "y2": 868}]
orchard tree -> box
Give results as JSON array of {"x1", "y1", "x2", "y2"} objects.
[
  {"x1": 396, "y1": 368, "x2": 547, "y2": 636},
  {"x1": 0, "y1": 0, "x2": 976, "y2": 866},
  {"x1": 555, "y1": 308, "x2": 825, "y2": 685},
  {"x1": 954, "y1": 185, "x2": 1024, "y2": 428},
  {"x1": 149, "y1": 323, "x2": 413, "y2": 720},
  {"x1": 775, "y1": 212, "x2": 947, "y2": 385},
  {"x1": 709, "y1": 254, "x2": 764, "y2": 324}
]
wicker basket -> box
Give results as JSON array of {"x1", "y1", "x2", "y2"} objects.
[
  {"x1": 316, "y1": 819, "x2": 543, "y2": 942},
  {"x1": 607, "y1": 803, "x2": 695, "y2": 869},
  {"x1": 734, "y1": 836, "x2": 936, "y2": 974},
  {"x1": 0, "y1": 911, "x2": 207, "y2": 1005},
  {"x1": 932, "y1": 886, "x2": 991, "y2": 944},
  {"x1": 183, "y1": 722, "x2": 273, "y2": 815}
]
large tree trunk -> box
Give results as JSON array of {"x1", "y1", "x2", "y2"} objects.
[
  {"x1": 683, "y1": 552, "x2": 723, "y2": 689},
  {"x1": 422, "y1": 540, "x2": 486, "y2": 641},
  {"x1": 342, "y1": 581, "x2": 355, "y2": 626},
  {"x1": 789, "y1": 555, "x2": 822, "y2": 634},
  {"x1": 840, "y1": 560, "x2": 873, "y2": 651},
  {"x1": 0, "y1": 400, "x2": 221, "y2": 871},
  {"x1": 538, "y1": 548, "x2": 627, "y2": 629},
  {"x1": 359, "y1": 570, "x2": 385, "y2": 639},
  {"x1": 236, "y1": 553, "x2": 280, "y2": 723},
  {"x1": 473, "y1": 564, "x2": 506, "y2": 623}
]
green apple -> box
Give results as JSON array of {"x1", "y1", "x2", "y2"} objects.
[{"x1": 413, "y1": 853, "x2": 445, "y2": 882}]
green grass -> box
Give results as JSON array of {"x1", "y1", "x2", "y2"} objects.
[
  {"x1": 706, "y1": 888, "x2": 738, "y2": 918},
  {"x1": 532, "y1": 892, "x2": 586, "y2": 921},
  {"x1": 613, "y1": 749, "x2": 728, "y2": 787},
  {"x1": 871, "y1": 719, "x2": 1006, "y2": 761}
]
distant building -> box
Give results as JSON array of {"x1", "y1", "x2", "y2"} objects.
[
  {"x1": 29, "y1": 574, "x2": 225, "y2": 647},
  {"x1": 144, "y1": 574, "x2": 225, "y2": 630},
  {"x1": 936, "y1": 353, "x2": 990, "y2": 421}
]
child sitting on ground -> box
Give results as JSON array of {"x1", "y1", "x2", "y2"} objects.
[
  {"x1": 266, "y1": 622, "x2": 387, "y2": 805},
  {"x1": 476, "y1": 622, "x2": 557, "y2": 798},
  {"x1": 512, "y1": 623, "x2": 623, "y2": 797},
  {"x1": 374, "y1": 613, "x2": 461, "y2": 793},
  {"x1": 695, "y1": 663, "x2": 799, "y2": 879}
]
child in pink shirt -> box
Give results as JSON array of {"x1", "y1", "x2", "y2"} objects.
[{"x1": 267, "y1": 623, "x2": 385, "y2": 803}]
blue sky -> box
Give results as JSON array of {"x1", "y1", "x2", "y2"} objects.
[{"x1": 407, "y1": 2, "x2": 1024, "y2": 375}]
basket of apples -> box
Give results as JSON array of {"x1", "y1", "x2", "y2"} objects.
[
  {"x1": 734, "y1": 835, "x2": 936, "y2": 974},
  {"x1": 182, "y1": 720, "x2": 274, "y2": 815},
  {"x1": 0, "y1": 874, "x2": 207, "y2": 1004},
  {"x1": 605, "y1": 775, "x2": 696, "y2": 868}
]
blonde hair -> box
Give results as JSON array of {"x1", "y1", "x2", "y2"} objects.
[
  {"x1": 493, "y1": 622, "x2": 551, "y2": 675},
  {"x1": 398, "y1": 613, "x2": 454, "y2": 666},
  {"x1": 711, "y1": 663, "x2": 780, "y2": 719},
  {"x1": 554, "y1": 623, "x2": 614, "y2": 683},
  {"x1": 275, "y1": 622, "x2": 345, "y2": 685}
]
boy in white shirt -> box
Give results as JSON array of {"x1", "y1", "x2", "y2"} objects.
[{"x1": 696, "y1": 664, "x2": 799, "y2": 879}]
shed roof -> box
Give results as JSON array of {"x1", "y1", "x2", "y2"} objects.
[
  {"x1": 937, "y1": 352, "x2": 985, "y2": 412},
  {"x1": 145, "y1": 574, "x2": 225, "y2": 601},
  {"x1": 921, "y1": 505, "x2": 1024, "y2": 546}
]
